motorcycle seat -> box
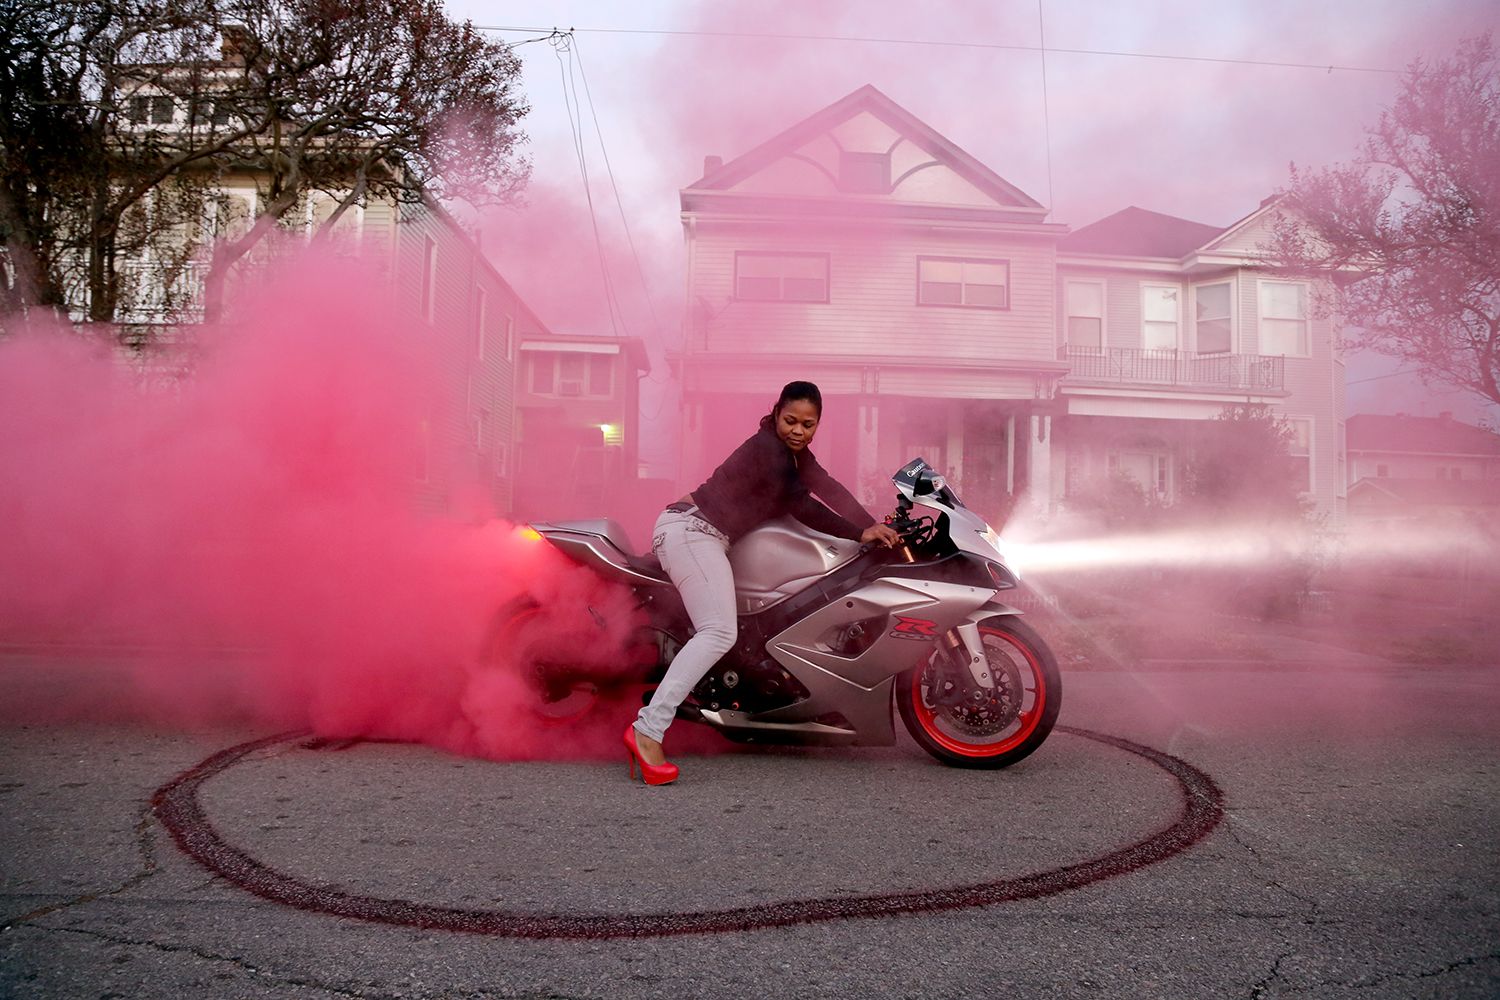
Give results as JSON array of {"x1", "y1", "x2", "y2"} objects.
[{"x1": 540, "y1": 518, "x2": 668, "y2": 582}]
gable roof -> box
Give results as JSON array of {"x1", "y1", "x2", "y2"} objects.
[
  {"x1": 1058, "y1": 206, "x2": 1225, "y2": 258},
  {"x1": 688, "y1": 84, "x2": 1046, "y2": 212},
  {"x1": 1347, "y1": 413, "x2": 1500, "y2": 456},
  {"x1": 1349, "y1": 476, "x2": 1500, "y2": 507}
]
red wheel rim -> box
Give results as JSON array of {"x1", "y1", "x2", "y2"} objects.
[{"x1": 911, "y1": 626, "x2": 1047, "y2": 758}]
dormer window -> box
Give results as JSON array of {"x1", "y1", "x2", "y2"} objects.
[{"x1": 839, "y1": 151, "x2": 890, "y2": 194}]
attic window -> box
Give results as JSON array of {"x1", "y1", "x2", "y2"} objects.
[{"x1": 839, "y1": 151, "x2": 890, "y2": 194}]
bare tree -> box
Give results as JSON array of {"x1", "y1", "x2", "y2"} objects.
[
  {"x1": 0, "y1": 0, "x2": 529, "y2": 328},
  {"x1": 197, "y1": 0, "x2": 530, "y2": 319},
  {"x1": 1267, "y1": 33, "x2": 1500, "y2": 407}
]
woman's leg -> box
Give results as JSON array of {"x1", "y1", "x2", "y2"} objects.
[{"x1": 634, "y1": 512, "x2": 737, "y2": 743}]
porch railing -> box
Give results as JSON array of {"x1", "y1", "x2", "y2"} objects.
[
  {"x1": 1061, "y1": 346, "x2": 1284, "y2": 392},
  {"x1": 115, "y1": 259, "x2": 207, "y2": 323}
]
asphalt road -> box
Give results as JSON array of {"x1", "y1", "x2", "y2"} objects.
[{"x1": 2, "y1": 659, "x2": 1497, "y2": 999}]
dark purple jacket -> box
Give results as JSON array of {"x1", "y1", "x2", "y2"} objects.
[{"x1": 691, "y1": 422, "x2": 876, "y2": 544}]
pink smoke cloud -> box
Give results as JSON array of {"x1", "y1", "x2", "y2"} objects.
[{"x1": 0, "y1": 253, "x2": 643, "y2": 759}]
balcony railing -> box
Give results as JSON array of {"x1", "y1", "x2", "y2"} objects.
[
  {"x1": 115, "y1": 259, "x2": 207, "y2": 323},
  {"x1": 1061, "y1": 346, "x2": 1284, "y2": 392}
]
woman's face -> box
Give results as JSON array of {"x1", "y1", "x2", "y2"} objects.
[{"x1": 774, "y1": 399, "x2": 820, "y2": 452}]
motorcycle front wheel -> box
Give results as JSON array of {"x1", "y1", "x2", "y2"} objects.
[{"x1": 897, "y1": 616, "x2": 1061, "y2": 769}]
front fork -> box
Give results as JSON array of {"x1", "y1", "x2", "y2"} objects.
[{"x1": 931, "y1": 622, "x2": 995, "y2": 708}]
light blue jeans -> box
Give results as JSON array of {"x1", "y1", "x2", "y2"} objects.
[{"x1": 634, "y1": 508, "x2": 737, "y2": 743}]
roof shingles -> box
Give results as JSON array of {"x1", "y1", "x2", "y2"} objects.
[{"x1": 1058, "y1": 206, "x2": 1224, "y2": 258}]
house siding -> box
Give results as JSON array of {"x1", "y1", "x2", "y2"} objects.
[
  {"x1": 691, "y1": 224, "x2": 1058, "y2": 365},
  {"x1": 360, "y1": 197, "x2": 527, "y2": 516}
]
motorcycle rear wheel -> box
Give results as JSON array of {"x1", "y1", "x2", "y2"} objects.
[
  {"x1": 897, "y1": 616, "x2": 1061, "y2": 769},
  {"x1": 481, "y1": 598, "x2": 602, "y2": 724}
]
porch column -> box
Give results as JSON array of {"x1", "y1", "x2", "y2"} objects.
[
  {"x1": 945, "y1": 404, "x2": 965, "y2": 485},
  {"x1": 1028, "y1": 413, "x2": 1053, "y2": 513},
  {"x1": 856, "y1": 400, "x2": 880, "y2": 505},
  {"x1": 1005, "y1": 413, "x2": 1016, "y2": 495},
  {"x1": 679, "y1": 396, "x2": 705, "y2": 493}
]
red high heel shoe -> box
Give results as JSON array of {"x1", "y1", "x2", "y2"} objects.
[{"x1": 623, "y1": 724, "x2": 679, "y2": 786}]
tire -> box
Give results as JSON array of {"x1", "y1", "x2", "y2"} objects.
[
  {"x1": 480, "y1": 597, "x2": 602, "y2": 725},
  {"x1": 897, "y1": 616, "x2": 1062, "y2": 769}
]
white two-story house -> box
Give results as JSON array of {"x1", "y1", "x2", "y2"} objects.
[
  {"x1": 90, "y1": 31, "x2": 564, "y2": 519},
  {"x1": 676, "y1": 85, "x2": 1344, "y2": 522},
  {"x1": 1055, "y1": 202, "x2": 1344, "y2": 518}
]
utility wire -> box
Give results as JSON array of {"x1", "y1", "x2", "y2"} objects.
[
  {"x1": 1036, "y1": 0, "x2": 1054, "y2": 211},
  {"x1": 550, "y1": 31, "x2": 626, "y2": 340},
  {"x1": 571, "y1": 34, "x2": 672, "y2": 389},
  {"x1": 1347, "y1": 368, "x2": 1422, "y2": 385},
  {"x1": 477, "y1": 23, "x2": 1400, "y2": 75}
]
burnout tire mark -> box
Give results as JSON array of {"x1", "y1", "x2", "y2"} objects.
[{"x1": 150, "y1": 724, "x2": 1224, "y2": 938}]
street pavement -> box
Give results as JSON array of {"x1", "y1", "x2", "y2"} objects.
[{"x1": 1, "y1": 651, "x2": 1497, "y2": 999}]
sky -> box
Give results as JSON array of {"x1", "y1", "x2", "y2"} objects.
[{"x1": 443, "y1": 0, "x2": 1500, "y2": 472}]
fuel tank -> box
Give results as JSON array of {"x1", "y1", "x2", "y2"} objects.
[{"x1": 729, "y1": 517, "x2": 861, "y2": 613}]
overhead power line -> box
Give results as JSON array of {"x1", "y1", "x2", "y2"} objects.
[
  {"x1": 476, "y1": 23, "x2": 1401, "y2": 75},
  {"x1": 549, "y1": 31, "x2": 628, "y2": 341},
  {"x1": 571, "y1": 35, "x2": 671, "y2": 387}
]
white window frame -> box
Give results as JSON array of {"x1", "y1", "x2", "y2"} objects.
[
  {"x1": 1191, "y1": 278, "x2": 1236, "y2": 355},
  {"x1": 421, "y1": 235, "x2": 438, "y2": 323},
  {"x1": 734, "y1": 251, "x2": 830, "y2": 303},
  {"x1": 1258, "y1": 279, "x2": 1311, "y2": 358},
  {"x1": 473, "y1": 408, "x2": 489, "y2": 451},
  {"x1": 1286, "y1": 416, "x2": 1314, "y2": 494},
  {"x1": 473, "y1": 286, "x2": 487, "y2": 361},
  {"x1": 1141, "y1": 283, "x2": 1181, "y2": 352},
  {"x1": 1109, "y1": 449, "x2": 1172, "y2": 499},
  {"x1": 917, "y1": 256, "x2": 1010, "y2": 310},
  {"x1": 527, "y1": 351, "x2": 612, "y2": 398},
  {"x1": 586, "y1": 353, "x2": 614, "y2": 397},
  {"x1": 1064, "y1": 278, "x2": 1106, "y2": 353}
]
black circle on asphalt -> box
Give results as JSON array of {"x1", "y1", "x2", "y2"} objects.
[{"x1": 151, "y1": 725, "x2": 1225, "y2": 938}]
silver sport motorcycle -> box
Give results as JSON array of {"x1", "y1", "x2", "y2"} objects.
[{"x1": 490, "y1": 458, "x2": 1060, "y2": 768}]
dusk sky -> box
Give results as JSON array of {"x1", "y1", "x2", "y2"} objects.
[{"x1": 446, "y1": 1, "x2": 1499, "y2": 470}]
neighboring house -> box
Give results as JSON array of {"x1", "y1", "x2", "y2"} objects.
[
  {"x1": 84, "y1": 33, "x2": 561, "y2": 519},
  {"x1": 1347, "y1": 412, "x2": 1500, "y2": 483},
  {"x1": 1346, "y1": 413, "x2": 1500, "y2": 525},
  {"x1": 675, "y1": 85, "x2": 1346, "y2": 522},
  {"x1": 1056, "y1": 202, "x2": 1344, "y2": 518},
  {"x1": 512, "y1": 331, "x2": 649, "y2": 518}
]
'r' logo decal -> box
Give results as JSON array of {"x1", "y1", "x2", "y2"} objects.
[{"x1": 890, "y1": 616, "x2": 938, "y2": 640}]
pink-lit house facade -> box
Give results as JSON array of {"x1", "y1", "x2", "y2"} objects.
[{"x1": 675, "y1": 85, "x2": 1345, "y2": 523}]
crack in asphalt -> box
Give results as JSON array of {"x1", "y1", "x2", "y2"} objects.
[
  {"x1": 1334, "y1": 950, "x2": 1500, "y2": 990},
  {"x1": 1224, "y1": 819, "x2": 1327, "y2": 919},
  {"x1": 1, "y1": 799, "x2": 161, "y2": 931},
  {"x1": 1248, "y1": 950, "x2": 1292, "y2": 999},
  {"x1": 25, "y1": 924, "x2": 393, "y2": 1000}
]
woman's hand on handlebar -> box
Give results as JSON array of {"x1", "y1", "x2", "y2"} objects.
[{"x1": 860, "y1": 523, "x2": 902, "y2": 548}]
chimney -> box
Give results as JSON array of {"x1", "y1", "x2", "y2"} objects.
[{"x1": 702, "y1": 155, "x2": 723, "y2": 178}]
